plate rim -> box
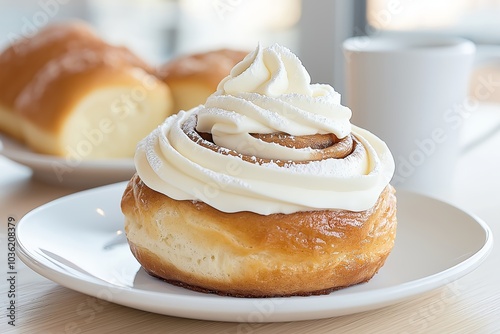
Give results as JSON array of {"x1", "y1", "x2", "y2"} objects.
[
  {"x1": 0, "y1": 134, "x2": 134, "y2": 169},
  {"x1": 0, "y1": 135, "x2": 135, "y2": 187},
  {"x1": 15, "y1": 182, "x2": 494, "y2": 322}
]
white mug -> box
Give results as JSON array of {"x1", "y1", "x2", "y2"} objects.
[{"x1": 343, "y1": 34, "x2": 476, "y2": 199}]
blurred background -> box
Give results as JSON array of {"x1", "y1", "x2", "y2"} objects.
[{"x1": 1, "y1": 0, "x2": 500, "y2": 100}]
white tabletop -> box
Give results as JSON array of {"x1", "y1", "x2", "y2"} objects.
[{"x1": 1, "y1": 103, "x2": 499, "y2": 334}]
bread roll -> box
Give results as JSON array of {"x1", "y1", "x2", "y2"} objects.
[
  {"x1": 0, "y1": 21, "x2": 102, "y2": 141},
  {"x1": 158, "y1": 49, "x2": 247, "y2": 112},
  {"x1": 0, "y1": 21, "x2": 174, "y2": 159}
]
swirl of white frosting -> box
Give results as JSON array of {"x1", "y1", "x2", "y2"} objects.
[
  {"x1": 197, "y1": 44, "x2": 351, "y2": 161},
  {"x1": 135, "y1": 44, "x2": 394, "y2": 214}
]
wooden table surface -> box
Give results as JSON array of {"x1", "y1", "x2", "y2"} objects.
[{"x1": 1, "y1": 103, "x2": 499, "y2": 334}]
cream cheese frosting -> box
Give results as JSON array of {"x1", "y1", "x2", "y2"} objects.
[{"x1": 135, "y1": 44, "x2": 395, "y2": 214}]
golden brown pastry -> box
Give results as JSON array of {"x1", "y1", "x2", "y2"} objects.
[
  {"x1": 123, "y1": 175, "x2": 396, "y2": 297},
  {"x1": 0, "y1": 21, "x2": 174, "y2": 159},
  {"x1": 157, "y1": 49, "x2": 247, "y2": 112},
  {"x1": 0, "y1": 21, "x2": 102, "y2": 141},
  {"x1": 122, "y1": 44, "x2": 397, "y2": 297}
]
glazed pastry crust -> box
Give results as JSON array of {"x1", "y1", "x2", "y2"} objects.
[{"x1": 121, "y1": 174, "x2": 397, "y2": 297}]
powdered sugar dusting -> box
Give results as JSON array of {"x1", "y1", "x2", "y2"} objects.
[{"x1": 133, "y1": 44, "x2": 395, "y2": 214}]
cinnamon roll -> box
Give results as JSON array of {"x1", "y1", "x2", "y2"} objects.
[{"x1": 121, "y1": 44, "x2": 397, "y2": 297}]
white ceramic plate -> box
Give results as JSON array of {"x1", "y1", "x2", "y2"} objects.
[
  {"x1": 16, "y1": 183, "x2": 493, "y2": 322},
  {"x1": 0, "y1": 135, "x2": 134, "y2": 188}
]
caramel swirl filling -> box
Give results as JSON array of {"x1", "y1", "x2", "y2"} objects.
[{"x1": 182, "y1": 115, "x2": 357, "y2": 167}]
